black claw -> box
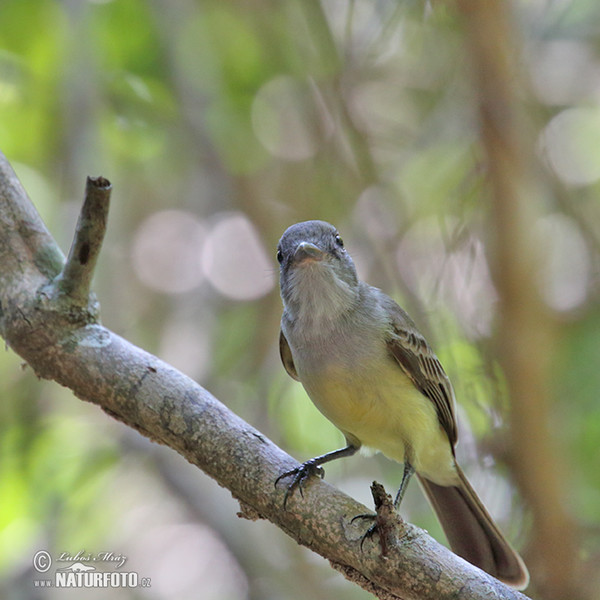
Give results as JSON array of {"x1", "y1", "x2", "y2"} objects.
[
  {"x1": 351, "y1": 513, "x2": 378, "y2": 551},
  {"x1": 275, "y1": 460, "x2": 325, "y2": 508}
]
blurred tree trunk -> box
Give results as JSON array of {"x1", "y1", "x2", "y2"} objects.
[{"x1": 455, "y1": 2, "x2": 585, "y2": 599}]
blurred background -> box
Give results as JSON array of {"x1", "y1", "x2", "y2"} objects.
[{"x1": 1, "y1": 0, "x2": 599, "y2": 599}]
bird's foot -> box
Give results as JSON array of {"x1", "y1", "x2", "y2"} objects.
[
  {"x1": 350, "y1": 512, "x2": 378, "y2": 551},
  {"x1": 275, "y1": 459, "x2": 325, "y2": 509},
  {"x1": 351, "y1": 481, "x2": 400, "y2": 556}
]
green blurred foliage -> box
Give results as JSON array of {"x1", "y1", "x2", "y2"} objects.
[{"x1": 1, "y1": 0, "x2": 599, "y2": 598}]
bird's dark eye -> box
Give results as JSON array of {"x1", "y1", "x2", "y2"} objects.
[
  {"x1": 276, "y1": 249, "x2": 283, "y2": 263},
  {"x1": 335, "y1": 234, "x2": 344, "y2": 249}
]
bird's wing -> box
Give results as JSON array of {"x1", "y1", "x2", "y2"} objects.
[
  {"x1": 279, "y1": 329, "x2": 300, "y2": 381},
  {"x1": 384, "y1": 297, "x2": 458, "y2": 446}
]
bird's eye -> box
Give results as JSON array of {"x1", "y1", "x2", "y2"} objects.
[
  {"x1": 335, "y1": 234, "x2": 344, "y2": 249},
  {"x1": 276, "y1": 249, "x2": 283, "y2": 263}
]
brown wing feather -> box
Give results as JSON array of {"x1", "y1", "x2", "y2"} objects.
[
  {"x1": 383, "y1": 299, "x2": 457, "y2": 446},
  {"x1": 279, "y1": 329, "x2": 300, "y2": 381}
]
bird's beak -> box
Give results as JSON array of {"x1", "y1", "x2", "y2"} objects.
[{"x1": 293, "y1": 241, "x2": 325, "y2": 264}]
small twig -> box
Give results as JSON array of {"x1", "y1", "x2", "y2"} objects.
[
  {"x1": 370, "y1": 482, "x2": 401, "y2": 557},
  {"x1": 352, "y1": 482, "x2": 403, "y2": 557},
  {"x1": 55, "y1": 176, "x2": 111, "y2": 305}
]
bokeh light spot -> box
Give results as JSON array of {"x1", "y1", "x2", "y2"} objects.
[
  {"x1": 251, "y1": 75, "x2": 333, "y2": 161},
  {"x1": 202, "y1": 213, "x2": 275, "y2": 300},
  {"x1": 131, "y1": 210, "x2": 206, "y2": 294},
  {"x1": 540, "y1": 107, "x2": 600, "y2": 186},
  {"x1": 535, "y1": 213, "x2": 591, "y2": 312}
]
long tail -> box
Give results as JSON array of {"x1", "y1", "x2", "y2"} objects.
[{"x1": 418, "y1": 464, "x2": 529, "y2": 589}]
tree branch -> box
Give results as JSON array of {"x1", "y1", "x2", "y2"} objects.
[
  {"x1": 55, "y1": 175, "x2": 111, "y2": 305},
  {"x1": 0, "y1": 151, "x2": 529, "y2": 600}
]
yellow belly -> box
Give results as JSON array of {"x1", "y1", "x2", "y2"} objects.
[{"x1": 301, "y1": 358, "x2": 458, "y2": 486}]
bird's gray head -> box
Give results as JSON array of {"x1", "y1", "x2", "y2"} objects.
[{"x1": 277, "y1": 220, "x2": 360, "y2": 324}]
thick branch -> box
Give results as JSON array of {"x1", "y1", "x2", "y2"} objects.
[{"x1": 0, "y1": 151, "x2": 529, "y2": 600}]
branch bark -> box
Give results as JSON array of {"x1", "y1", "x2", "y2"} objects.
[{"x1": 0, "y1": 151, "x2": 529, "y2": 600}]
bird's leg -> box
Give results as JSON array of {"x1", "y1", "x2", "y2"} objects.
[
  {"x1": 275, "y1": 444, "x2": 358, "y2": 509},
  {"x1": 393, "y1": 460, "x2": 415, "y2": 509}
]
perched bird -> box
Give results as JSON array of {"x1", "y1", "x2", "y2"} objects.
[{"x1": 275, "y1": 220, "x2": 528, "y2": 589}]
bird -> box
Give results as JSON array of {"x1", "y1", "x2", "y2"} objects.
[{"x1": 274, "y1": 219, "x2": 529, "y2": 589}]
